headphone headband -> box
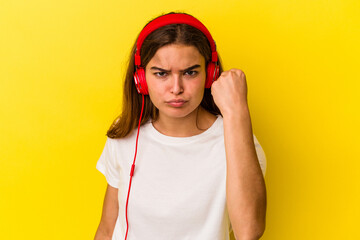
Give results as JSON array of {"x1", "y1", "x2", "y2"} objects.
[{"x1": 134, "y1": 13, "x2": 218, "y2": 66}]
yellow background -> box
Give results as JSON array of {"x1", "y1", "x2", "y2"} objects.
[{"x1": 1, "y1": 0, "x2": 359, "y2": 239}]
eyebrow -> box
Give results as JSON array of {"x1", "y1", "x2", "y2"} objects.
[{"x1": 150, "y1": 64, "x2": 201, "y2": 72}]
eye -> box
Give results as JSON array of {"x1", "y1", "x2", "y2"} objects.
[
  {"x1": 184, "y1": 70, "x2": 198, "y2": 76},
  {"x1": 154, "y1": 72, "x2": 168, "y2": 78}
]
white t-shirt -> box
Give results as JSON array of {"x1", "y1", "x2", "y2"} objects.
[{"x1": 96, "y1": 116, "x2": 266, "y2": 240}]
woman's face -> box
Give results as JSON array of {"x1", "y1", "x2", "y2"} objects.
[{"x1": 145, "y1": 43, "x2": 206, "y2": 121}]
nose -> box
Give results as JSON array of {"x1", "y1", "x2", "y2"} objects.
[{"x1": 170, "y1": 74, "x2": 184, "y2": 95}]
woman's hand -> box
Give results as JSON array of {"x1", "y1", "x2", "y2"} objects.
[{"x1": 211, "y1": 68, "x2": 249, "y2": 117}]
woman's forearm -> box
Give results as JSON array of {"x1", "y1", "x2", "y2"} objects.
[
  {"x1": 94, "y1": 220, "x2": 114, "y2": 240},
  {"x1": 224, "y1": 107, "x2": 267, "y2": 239}
]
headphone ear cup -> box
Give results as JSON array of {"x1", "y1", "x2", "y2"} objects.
[
  {"x1": 133, "y1": 67, "x2": 149, "y2": 95},
  {"x1": 214, "y1": 64, "x2": 220, "y2": 80},
  {"x1": 205, "y1": 62, "x2": 219, "y2": 88}
]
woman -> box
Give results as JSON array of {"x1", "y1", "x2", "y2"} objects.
[{"x1": 94, "y1": 12, "x2": 267, "y2": 240}]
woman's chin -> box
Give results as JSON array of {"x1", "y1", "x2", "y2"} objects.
[{"x1": 159, "y1": 107, "x2": 198, "y2": 120}]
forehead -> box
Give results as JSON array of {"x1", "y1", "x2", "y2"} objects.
[{"x1": 148, "y1": 44, "x2": 205, "y2": 68}]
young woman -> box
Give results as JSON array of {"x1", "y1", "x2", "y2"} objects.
[{"x1": 94, "y1": 12, "x2": 267, "y2": 240}]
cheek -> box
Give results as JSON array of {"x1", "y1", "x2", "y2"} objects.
[
  {"x1": 190, "y1": 78, "x2": 206, "y2": 97},
  {"x1": 147, "y1": 83, "x2": 164, "y2": 106},
  {"x1": 147, "y1": 88, "x2": 160, "y2": 104},
  {"x1": 145, "y1": 75, "x2": 158, "y2": 96}
]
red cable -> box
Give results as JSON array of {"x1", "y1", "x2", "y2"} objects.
[{"x1": 124, "y1": 94, "x2": 145, "y2": 240}]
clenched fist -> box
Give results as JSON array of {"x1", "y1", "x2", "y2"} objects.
[{"x1": 211, "y1": 68, "x2": 249, "y2": 117}]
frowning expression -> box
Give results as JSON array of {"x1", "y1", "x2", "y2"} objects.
[{"x1": 145, "y1": 44, "x2": 206, "y2": 121}]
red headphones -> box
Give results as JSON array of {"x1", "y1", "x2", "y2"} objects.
[{"x1": 133, "y1": 13, "x2": 220, "y2": 95}]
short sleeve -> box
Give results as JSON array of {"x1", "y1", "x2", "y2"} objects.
[
  {"x1": 96, "y1": 137, "x2": 120, "y2": 188},
  {"x1": 253, "y1": 134, "x2": 267, "y2": 176}
]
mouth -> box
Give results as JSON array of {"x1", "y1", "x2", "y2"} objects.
[{"x1": 166, "y1": 99, "x2": 188, "y2": 107}]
